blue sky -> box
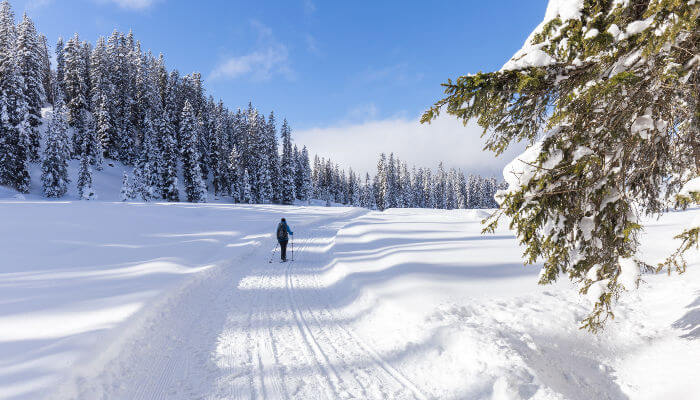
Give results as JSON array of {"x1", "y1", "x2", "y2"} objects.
[{"x1": 13, "y1": 0, "x2": 548, "y2": 175}]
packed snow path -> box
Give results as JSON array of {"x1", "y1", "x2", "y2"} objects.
[
  {"x1": 212, "y1": 216, "x2": 426, "y2": 400},
  {"x1": 53, "y1": 207, "x2": 426, "y2": 399}
]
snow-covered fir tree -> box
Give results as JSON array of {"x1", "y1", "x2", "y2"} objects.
[
  {"x1": 90, "y1": 36, "x2": 114, "y2": 158},
  {"x1": 445, "y1": 169, "x2": 457, "y2": 210},
  {"x1": 279, "y1": 118, "x2": 295, "y2": 204},
  {"x1": 360, "y1": 173, "x2": 374, "y2": 209},
  {"x1": 349, "y1": 169, "x2": 361, "y2": 207},
  {"x1": 374, "y1": 153, "x2": 386, "y2": 210},
  {"x1": 0, "y1": 1, "x2": 31, "y2": 193},
  {"x1": 228, "y1": 145, "x2": 242, "y2": 202},
  {"x1": 41, "y1": 94, "x2": 70, "y2": 198},
  {"x1": 76, "y1": 141, "x2": 95, "y2": 200},
  {"x1": 292, "y1": 145, "x2": 302, "y2": 198},
  {"x1": 399, "y1": 163, "x2": 411, "y2": 208},
  {"x1": 165, "y1": 70, "x2": 182, "y2": 138},
  {"x1": 457, "y1": 171, "x2": 467, "y2": 209},
  {"x1": 93, "y1": 93, "x2": 111, "y2": 159},
  {"x1": 63, "y1": 34, "x2": 88, "y2": 153},
  {"x1": 80, "y1": 41, "x2": 91, "y2": 110},
  {"x1": 38, "y1": 34, "x2": 51, "y2": 105},
  {"x1": 252, "y1": 111, "x2": 273, "y2": 203},
  {"x1": 412, "y1": 167, "x2": 424, "y2": 208},
  {"x1": 63, "y1": 33, "x2": 100, "y2": 170},
  {"x1": 265, "y1": 111, "x2": 280, "y2": 203},
  {"x1": 241, "y1": 168, "x2": 252, "y2": 204},
  {"x1": 16, "y1": 13, "x2": 44, "y2": 162},
  {"x1": 311, "y1": 155, "x2": 320, "y2": 197},
  {"x1": 179, "y1": 101, "x2": 207, "y2": 203},
  {"x1": 384, "y1": 153, "x2": 398, "y2": 209},
  {"x1": 210, "y1": 103, "x2": 229, "y2": 198},
  {"x1": 156, "y1": 110, "x2": 179, "y2": 202},
  {"x1": 55, "y1": 37, "x2": 64, "y2": 95},
  {"x1": 434, "y1": 162, "x2": 446, "y2": 209},
  {"x1": 298, "y1": 146, "x2": 312, "y2": 202},
  {"x1": 132, "y1": 111, "x2": 159, "y2": 201},
  {"x1": 195, "y1": 97, "x2": 211, "y2": 184},
  {"x1": 423, "y1": 169, "x2": 433, "y2": 209},
  {"x1": 107, "y1": 30, "x2": 135, "y2": 164},
  {"x1": 120, "y1": 171, "x2": 134, "y2": 201}
]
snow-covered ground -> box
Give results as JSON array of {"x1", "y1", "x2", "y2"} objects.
[{"x1": 0, "y1": 197, "x2": 698, "y2": 399}]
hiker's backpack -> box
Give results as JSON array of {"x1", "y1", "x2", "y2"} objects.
[{"x1": 277, "y1": 223, "x2": 288, "y2": 241}]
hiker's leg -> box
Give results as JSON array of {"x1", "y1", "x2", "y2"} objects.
[{"x1": 281, "y1": 241, "x2": 287, "y2": 260}]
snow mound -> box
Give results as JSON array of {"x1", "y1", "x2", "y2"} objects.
[{"x1": 680, "y1": 177, "x2": 700, "y2": 196}]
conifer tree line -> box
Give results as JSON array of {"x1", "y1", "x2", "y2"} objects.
[
  {"x1": 0, "y1": 1, "x2": 312, "y2": 204},
  {"x1": 311, "y1": 152, "x2": 503, "y2": 210},
  {"x1": 0, "y1": 2, "x2": 44, "y2": 193},
  {"x1": 0, "y1": 0, "x2": 502, "y2": 210}
]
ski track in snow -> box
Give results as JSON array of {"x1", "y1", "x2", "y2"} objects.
[
  {"x1": 288, "y1": 233, "x2": 426, "y2": 400},
  {"x1": 59, "y1": 208, "x2": 430, "y2": 399}
]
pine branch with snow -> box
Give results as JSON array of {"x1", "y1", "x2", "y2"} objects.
[{"x1": 422, "y1": 0, "x2": 699, "y2": 331}]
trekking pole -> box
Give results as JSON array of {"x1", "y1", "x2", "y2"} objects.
[
  {"x1": 268, "y1": 242, "x2": 279, "y2": 264},
  {"x1": 291, "y1": 236, "x2": 294, "y2": 261}
]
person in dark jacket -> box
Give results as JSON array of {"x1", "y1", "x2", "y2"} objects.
[{"x1": 276, "y1": 218, "x2": 294, "y2": 262}]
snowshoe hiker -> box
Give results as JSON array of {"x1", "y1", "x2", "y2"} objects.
[{"x1": 276, "y1": 218, "x2": 294, "y2": 262}]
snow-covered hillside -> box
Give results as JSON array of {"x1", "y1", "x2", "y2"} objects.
[
  {"x1": 0, "y1": 159, "x2": 130, "y2": 202},
  {"x1": 0, "y1": 199, "x2": 697, "y2": 399}
]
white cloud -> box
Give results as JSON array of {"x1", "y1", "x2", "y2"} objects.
[
  {"x1": 295, "y1": 116, "x2": 527, "y2": 178},
  {"x1": 210, "y1": 46, "x2": 292, "y2": 81},
  {"x1": 355, "y1": 63, "x2": 424, "y2": 86},
  {"x1": 303, "y1": 0, "x2": 316, "y2": 14},
  {"x1": 250, "y1": 19, "x2": 273, "y2": 39},
  {"x1": 210, "y1": 21, "x2": 293, "y2": 82},
  {"x1": 26, "y1": 0, "x2": 53, "y2": 10},
  {"x1": 305, "y1": 33, "x2": 320, "y2": 55},
  {"x1": 346, "y1": 103, "x2": 379, "y2": 121},
  {"x1": 100, "y1": 0, "x2": 161, "y2": 10}
]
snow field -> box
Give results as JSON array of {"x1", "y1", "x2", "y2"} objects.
[
  {"x1": 0, "y1": 201, "x2": 363, "y2": 399},
  {"x1": 325, "y1": 209, "x2": 699, "y2": 400},
  {"x1": 0, "y1": 200, "x2": 697, "y2": 399}
]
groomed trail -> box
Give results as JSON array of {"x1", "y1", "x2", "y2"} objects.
[{"x1": 55, "y1": 208, "x2": 426, "y2": 400}]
